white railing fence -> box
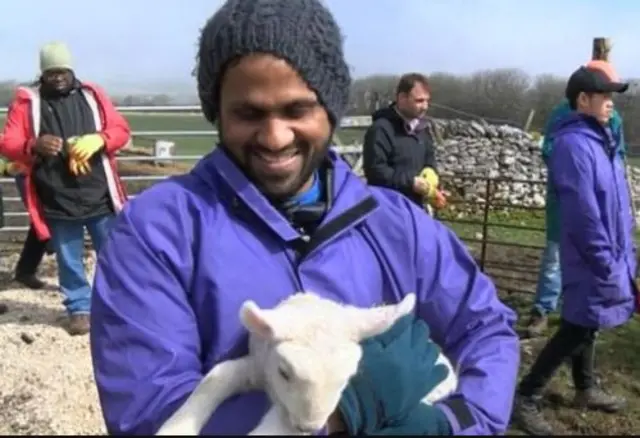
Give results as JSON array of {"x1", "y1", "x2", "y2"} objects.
[{"x1": 0, "y1": 106, "x2": 369, "y2": 233}]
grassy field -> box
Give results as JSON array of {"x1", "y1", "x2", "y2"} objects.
[
  {"x1": 441, "y1": 208, "x2": 640, "y2": 249},
  {"x1": 0, "y1": 113, "x2": 367, "y2": 156}
]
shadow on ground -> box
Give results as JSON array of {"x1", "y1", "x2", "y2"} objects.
[
  {"x1": 0, "y1": 270, "x2": 59, "y2": 293},
  {"x1": 0, "y1": 292, "x2": 65, "y2": 329}
]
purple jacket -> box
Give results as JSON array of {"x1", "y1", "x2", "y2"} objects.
[
  {"x1": 548, "y1": 113, "x2": 637, "y2": 329},
  {"x1": 89, "y1": 147, "x2": 519, "y2": 435}
]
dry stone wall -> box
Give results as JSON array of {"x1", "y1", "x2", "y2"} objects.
[
  {"x1": 348, "y1": 118, "x2": 640, "y2": 214},
  {"x1": 427, "y1": 118, "x2": 547, "y2": 208}
]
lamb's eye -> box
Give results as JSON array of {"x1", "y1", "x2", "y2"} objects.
[{"x1": 278, "y1": 366, "x2": 291, "y2": 381}]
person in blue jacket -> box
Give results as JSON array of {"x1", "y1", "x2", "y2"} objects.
[
  {"x1": 514, "y1": 61, "x2": 637, "y2": 435},
  {"x1": 525, "y1": 99, "x2": 626, "y2": 337},
  {"x1": 88, "y1": 0, "x2": 520, "y2": 435}
]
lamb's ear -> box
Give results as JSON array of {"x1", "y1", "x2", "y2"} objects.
[
  {"x1": 239, "y1": 300, "x2": 280, "y2": 340},
  {"x1": 347, "y1": 293, "x2": 417, "y2": 341}
]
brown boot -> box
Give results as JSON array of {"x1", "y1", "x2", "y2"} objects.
[
  {"x1": 513, "y1": 394, "x2": 554, "y2": 435},
  {"x1": 526, "y1": 311, "x2": 548, "y2": 338},
  {"x1": 66, "y1": 314, "x2": 90, "y2": 336},
  {"x1": 574, "y1": 388, "x2": 626, "y2": 413}
]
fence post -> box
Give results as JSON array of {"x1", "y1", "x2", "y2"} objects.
[
  {"x1": 522, "y1": 109, "x2": 535, "y2": 132},
  {"x1": 592, "y1": 37, "x2": 611, "y2": 61},
  {"x1": 478, "y1": 178, "x2": 492, "y2": 271}
]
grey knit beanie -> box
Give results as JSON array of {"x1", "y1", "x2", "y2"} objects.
[{"x1": 196, "y1": 0, "x2": 351, "y2": 127}]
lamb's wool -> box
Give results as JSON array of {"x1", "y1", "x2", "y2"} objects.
[{"x1": 156, "y1": 292, "x2": 458, "y2": 436}]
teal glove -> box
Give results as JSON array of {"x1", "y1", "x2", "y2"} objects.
[
  {"x1": 337, "y1": 315, "x2": 451, "y2": 435},
  {"x1": 370, "y1": 403, "x2": 453, "y2": 435}
]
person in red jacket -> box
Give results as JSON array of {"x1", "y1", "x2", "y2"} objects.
[
  {"x1": 0, "y1": 42, "x2": 130, "y2": 335},
  {"x1": 6, "y1": 161, "x2": 53, "y2": 289}
]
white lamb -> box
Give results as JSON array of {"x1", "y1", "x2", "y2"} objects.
[{"x1": 156, "y1": 292, "x2": 458, "y2": 436}]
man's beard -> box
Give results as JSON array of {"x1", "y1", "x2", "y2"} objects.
[
  {"x1": 248, "y1": 145, "x2": 328, "y2": 202},
  {"x1": 218, "y1": 126, "x2": 331, "y2": 202}
]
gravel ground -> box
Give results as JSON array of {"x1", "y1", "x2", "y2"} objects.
[{"x1": 0, "y1": 252, "x2": 106, "y2": 435}]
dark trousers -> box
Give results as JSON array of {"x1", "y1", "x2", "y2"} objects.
[
  {"x1": 14, "y1": 174, "x2": 50, "y2": 277},
  {"x1": 15, "y1": 224, "x2": 48, "y2": 276},
  {"x1": 519, "y1": 319, "x2": 597, "y2": 396}
]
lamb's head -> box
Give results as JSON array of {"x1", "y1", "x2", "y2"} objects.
[{"x1": 239, "y1": 292, "x2": 416, "y2": 434}]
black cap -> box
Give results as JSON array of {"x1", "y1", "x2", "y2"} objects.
[{"x1": 566, "y1": 60, "x2": 629, "y2": 101}]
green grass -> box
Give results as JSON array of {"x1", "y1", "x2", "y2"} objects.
[
  {"x1": 0, "y1": 113, "x2": 367, "y2": 156},
  {"x1": 438, "y1": 207, "x2": 640, "y2": 247},
  {"x1": 438, "y1": 208, "x2": 546, "y2": 247},
  {"x1": 435, "y1": 206, "x2": 640, "y2": 300}
]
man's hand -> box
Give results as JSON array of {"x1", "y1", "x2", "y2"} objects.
[
  {"x1": 327, "y1": 410, "x2": 346, "y2": 434},
  {"x1": 34, "y1": 135, "x2": 63, "y2": 157},
  {"x1": 337, "y1": 315, "x2": 451, "y2": 435},
  {"x1": 429, "y1": 190, "x2": 448, "y2": 210},
  {"x1": 6, "y1": 161, "x2": 28, "y2": 176},
  {"x1": 368, "y1": 404, "x2": 453, "y2": 435},
  {"x1": 413, "y1": 177, "x2": 430, "y2": 196}
]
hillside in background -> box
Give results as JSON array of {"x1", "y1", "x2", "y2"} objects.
[{"x1": 1, "y1": 67, "x2": 639, "y2": 144}]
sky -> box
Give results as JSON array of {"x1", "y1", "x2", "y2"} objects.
[{"x1": 2, "y1": 0, "x2": 640, "y2": 93}]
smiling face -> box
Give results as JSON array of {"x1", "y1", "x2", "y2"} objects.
[
  {"x1": 218, "y1": 54, "x2": 332, "y2": 200},
  {"x1": 41, "y1": 68, "x2": 74, "y2": 93}
]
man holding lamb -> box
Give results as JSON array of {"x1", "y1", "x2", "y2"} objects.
[{"x1": 89, "y1": 0, "x2": 520, "y2": 435}]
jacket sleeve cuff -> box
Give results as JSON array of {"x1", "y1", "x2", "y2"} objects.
[
  {"x1": 24, "y1": 137, "x2": 37, "y2": 156},
  {"x1": 435, "y1": 397, "x2": 476, "y2": 434}
]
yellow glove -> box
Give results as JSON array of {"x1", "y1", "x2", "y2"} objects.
[
  {"x1": 6, "y1": 161, "x2": 28, "y2": 176},
  {"x1": 68, "y1": 133, "x2": 104, "y2": 161},
  {"x1": 69, "y1": 156, "x2": 92, "y2": 176},
  {"x1": 419, "y1": 167, "x2": 439, "y2": 199}
]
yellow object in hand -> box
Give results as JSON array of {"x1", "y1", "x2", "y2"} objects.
[
  {"x1": 419, "y1": 167, "x2": 439, "y2": 199},
  {"x1": 6, "y1": 161, "x2": 28, "y2": 176},
  {"x1": 69, "y1": 133, "x2": 104, "y2": 161},
  {"x1": 69, "y1": 156, "x2": 92, "y2": 176}
]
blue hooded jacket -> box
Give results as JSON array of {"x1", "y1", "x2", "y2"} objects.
[
  {"x1": 89, "y1": 147, "x2": 519, "y2": 435},
  {"x1": 548, "y1": 112, "x2": 637, "y2": 328},
  {"x1": 542, "y1": 100, "x2": 626, "y2": 242}
]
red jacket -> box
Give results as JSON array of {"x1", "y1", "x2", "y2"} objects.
[{"x1": 0, "y1": 82, "x2": 131, "y2": 240}]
